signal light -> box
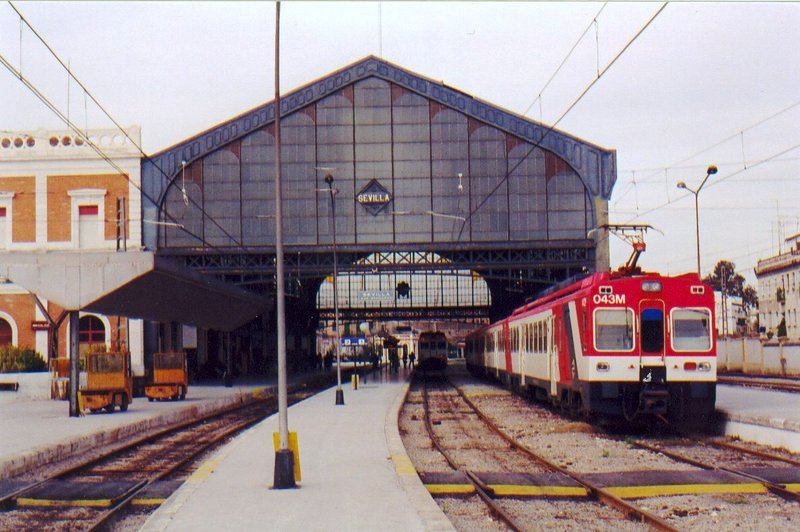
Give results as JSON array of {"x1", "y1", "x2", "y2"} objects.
[
  {"x1": 596, "y1": 362, "x2": 610, "y2": 372},
  {"x1": 684, "y1": 362, "x2": 697, "y2": 371}
]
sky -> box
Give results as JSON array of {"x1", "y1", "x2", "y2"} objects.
[{"x1": 1, "y1": 1, "x2": 798, "y2": 287}]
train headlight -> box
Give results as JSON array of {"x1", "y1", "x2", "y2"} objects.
[
  {"x1": 596, "y1": 361, "x2": 610, "y2": 372},
  {"x1": 641, "y1": 281, "x2": 662, "y2": 292},
  {"x1": 683, "y1": 361, "x2": 712, "y2": 371}
]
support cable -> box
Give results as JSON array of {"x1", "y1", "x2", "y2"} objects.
[
  {"x1": 0, "y1": 50, "x2": 229, "y2": 251},
  {"x1": 613, "y1": 98, "x2": 800, "y2": 205},
  {"x1": 459, "y1": 2, "x2": 668, "y2": 241},
  {"x1": 6, "y1": 1, "x2": 248, "y2": 251},
  {"x1": 627, "y1": 141, "x2": 800, "y2": 222},
  {"x1": 523, "y1": 2, "x2": 608, "y2": 118}
]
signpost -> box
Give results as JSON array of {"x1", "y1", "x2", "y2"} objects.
[{"x1": 340, "y1": 336, "x2": 367, "y2": 347}]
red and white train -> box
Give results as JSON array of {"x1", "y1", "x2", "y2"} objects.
[{"x1": 466, "y1": 270, "x2": 716, "y2": 424}]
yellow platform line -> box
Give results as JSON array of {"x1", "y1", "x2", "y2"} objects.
[
  {"x1": 392, "y1": 454, "x2": 418, "y2": 476},
  {"x1": 490, "y1": 484, "x2": 588, "y2": 497},
  {"x1": 131, "y1": 497, "x2": 166, "y2": 506},
  {"x1": 607, "y1": 483, "x2": 768, "y2": 498},
  {"x1": 426, "y1": 484, "x2": 476, "y2": 495},
  {"x1": 188, "y1": 459, "x2": 219, "y2": 483},
  {"x1": 784, "y1": 483, "x2": 800, "y2": 492},
  {"x1": 424, "y1": 482, "x2": 773, "y2": 498},
  {"x1": 16, "y1": 497, "x2": 112, "y2": 508}
]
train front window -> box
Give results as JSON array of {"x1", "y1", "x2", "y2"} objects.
[
  {"x1": 672, "y1": 309, "x2": 712, "y2": 351},
  {"x1": 594, "y1": 308, "x2": 634, "y2": 351},
  {"x1": 640, "y1": 308, "x2": 664, "y2": 353}
]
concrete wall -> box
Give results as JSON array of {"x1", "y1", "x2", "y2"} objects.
[{"x1": 717, "y1": 337, "x2": 800, "y2": 377}]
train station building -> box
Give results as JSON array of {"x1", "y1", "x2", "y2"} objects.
[
  {"x1": 0, "y1": 127, "x2": 146, "y2": 374},
  {"x1": 1, "y1": 56, "x2": 617, "y2": 381},
  {"x1": 756, "y1": 232, "x2": 800, "y2": 341}
]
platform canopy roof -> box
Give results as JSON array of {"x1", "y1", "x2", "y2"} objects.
[{"x1": 0, "y1": 250, "x2": 267, "y2": 331}]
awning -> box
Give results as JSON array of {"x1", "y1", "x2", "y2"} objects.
[{"x1": 0, "y1": 250, "x2": 268, "y2": 331}]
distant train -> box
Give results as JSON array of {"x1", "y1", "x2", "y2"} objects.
[
  {"x1": 416, "y1": 331, "x2": 449, "y2": 373},
  {"x1": 466, "y1": 270, "x2": 717, "y2": 425}
]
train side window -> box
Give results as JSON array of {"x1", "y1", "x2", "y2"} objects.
[
  {"x1": 594, "y1": 308, "x2": 634, "y2": 351},
  {"x1": 542, "y1": 321, "x2": 548, "y2": 352},
  {"x1": 537, "y1": 322, "x2": 543, "y2": 352},
  {"x1": 671, "y1": 308, "x2": 712, "y2": 351},
  {"x1": 641, "y1": 308, "x2": 664, "y2": 353}
]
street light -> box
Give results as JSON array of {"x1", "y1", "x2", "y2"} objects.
[
  {"x1": 324, "y1": 174, "x2": 345, "y2": 406},
  {"x1": 677, "y1": 164, "x2": 718, "y2": 275}
]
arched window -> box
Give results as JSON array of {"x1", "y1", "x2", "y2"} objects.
[
  {"x1": 79, "y1": 315, "x2": 106, "y2": 348},
  {"x1": 0, "y1": 318, "x2": 12, "y2": 347}
]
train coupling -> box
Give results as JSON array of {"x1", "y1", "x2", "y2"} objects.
[{"x1": 638, "y1": 388, "x2": 669, "y2": 415}]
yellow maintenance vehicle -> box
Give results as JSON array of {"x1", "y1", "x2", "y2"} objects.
[
  {"x1": 145, "y1": 351, "x2": 188, "y2": 401},
  {"x1": 80, "y1": 351, "x2": 133, "y2": 413}
]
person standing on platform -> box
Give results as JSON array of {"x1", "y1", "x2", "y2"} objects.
[{"x1": 409, "y1": 351, "x2": 415, "y2": 368}]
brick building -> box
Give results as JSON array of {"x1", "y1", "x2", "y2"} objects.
[{"x1": 0, "y1": 127, "x2": 145, "y2": 373}]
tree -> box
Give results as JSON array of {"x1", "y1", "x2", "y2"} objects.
[
  {"x1": 702, "y1": 260, "x2": 758, "y2": 311},
  {"x1": 742, "y1": 285, "x2": 759, "y2": 311}
]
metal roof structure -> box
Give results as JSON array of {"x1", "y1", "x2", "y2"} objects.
[
  {"x1": 142, "y1": 55, "x2": 616, "y2": 250},
  {"x1": 0, "y1": 251, "x2": 268, "y2": 331}
]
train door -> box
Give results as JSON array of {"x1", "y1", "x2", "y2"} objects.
[
  {"x1": 547, "y1": 315, "x2": 558, "y2": 397},
  {"x1": 639, "y1": 300, "x2": 666, "y2": 364}
]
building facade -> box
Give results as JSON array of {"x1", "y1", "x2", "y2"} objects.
[
  {"x1": 713, "y1": 292, "x2": 751, "y2": 337},
  {"x1": 0, "y1": 127, "x2": 145, "y2": 374},
  {"x1": 755, "y1": 233, "x2": 800, "y2": 341}
]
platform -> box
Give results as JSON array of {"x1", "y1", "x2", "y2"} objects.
[
  {"x1": 0, "y1": 372, "x2": 306, "y2": 480},
  {"x1": 2, "y1": 372, "x2": 800, "y2": 531},
  {"x1": 140, "y1": 367, "x2": 454, "y2": 532},
  {"x1": 716, "y1": 384, "x2": 800, "y2": 453}
]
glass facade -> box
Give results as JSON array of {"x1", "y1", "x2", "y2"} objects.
[
  {"x1": 317, "y1": 253, "x2": 491, "y2": 310},
  {"x1": 160, "y1": 78, "x2": 592, "y2": 249}
]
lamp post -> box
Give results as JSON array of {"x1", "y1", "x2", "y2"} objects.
[
  {"x1": 325, "y1": 174, "x2": 345, "y2": 406},
  {"x1": 677, "y1": 164, "x2": 718, "y2": 276}
]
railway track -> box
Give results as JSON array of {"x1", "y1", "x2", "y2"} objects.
[
  {"x1": 0, "y1": 384, "x2": 320, "y2": 531},
  {"x1": 718, "y1": 374, "x2": 800, "y2": 393},
  {"x1": 414, "y1": 375, "x2": 674, "y2": 531},
  {"x1": 628, "y1": 436, "x2": 800, "y2": 503},
  {"x1": 401, "y1": 365, "x2": 800, "y2": 530}
]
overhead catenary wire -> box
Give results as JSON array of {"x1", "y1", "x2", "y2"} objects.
[
  {"x1": 523, "y1": 2, "x2": 608, "y2": 119},
  {"x1": 457, "y1": 2, "x2": 668, "y2": 241},
  {"x1": 612, "y1": 98, "x2": 800, "y2": 206},
  {"x1": 0, "y1": 50, "x2": 221, "y2": 250},
  {"x1": 5, "y1": 0, "x2": 248, "y2": 252},
  {"x1": 625, "y1": 140, "x2": 800, "y2": 223}
]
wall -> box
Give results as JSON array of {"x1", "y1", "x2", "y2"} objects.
[{"x1": 717, "y1": 337, "x2": 800, "y2": 377}]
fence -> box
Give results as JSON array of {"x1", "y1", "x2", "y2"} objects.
[{"x1": 717, "y1": 337, "x2": 800, "y2": 377}]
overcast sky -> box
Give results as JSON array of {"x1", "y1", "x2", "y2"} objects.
[{"x1": 1, "y1": 1, "x2": 798, "y2": 286}]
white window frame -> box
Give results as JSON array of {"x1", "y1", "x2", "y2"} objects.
[
  {"x1": 0, "y1": 192, "x2": 14, "y2": 249},
  {"x1": 68, "y1": 189, "x2": 106, "y2": 249},
  {"x1": 670, "y1": 307, "x2": 713, "y2": 353},
  {"x1": 593, "y1": 307, "x2": 635, "y2": 352}
]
